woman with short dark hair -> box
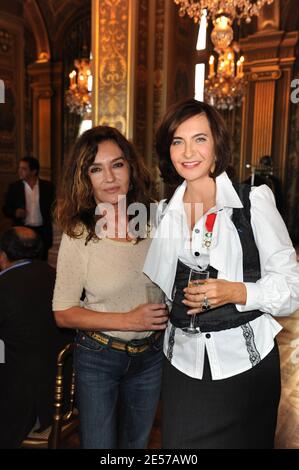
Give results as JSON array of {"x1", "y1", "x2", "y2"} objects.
[
  {"x1": 144, "y1": 98, "x2": 299, "y2": 449},
  {"x1": 156, "y1": 99, "x2": 230, "y2": 185},
  {"x1": 53, "y1": 125, "x2": 168, "y2": 449}
]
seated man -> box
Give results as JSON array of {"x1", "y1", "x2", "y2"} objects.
[{"x1": 0, "y1": 227, "x2": 73, "y2": 449}]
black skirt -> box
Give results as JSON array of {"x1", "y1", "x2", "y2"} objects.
[{"x1": 162, "y1": 342, "x2": 281, "y2": 449}]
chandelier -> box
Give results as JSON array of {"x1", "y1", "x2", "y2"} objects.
[
  {"x1": 204, "y1": 15, "x2": 247, "y2": 109},
  {"x1": 65, "y1": 58, "x2": 92, "y2": 116},
  {"x1": 204, "y1": 46, "x2": 246, "y2": 109},
  {"x1": 173, "y1": 0, "x2": 274, "y2": 24}
]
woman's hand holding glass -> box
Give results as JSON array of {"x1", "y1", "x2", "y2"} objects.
[
  {"x1": 126, "y1": 284, "x2": 168, "y2": 331},
  {"x1": 183, "y1": 279, "x2": 247, "y2": 314}
]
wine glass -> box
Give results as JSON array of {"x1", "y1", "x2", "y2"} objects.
[{"x1": 182, "y1": 269, "x2": 209, "y2": 335}]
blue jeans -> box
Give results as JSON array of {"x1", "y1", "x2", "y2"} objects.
[{"x1": 74, "y1": 331, "x2": 163, "y2": 449}]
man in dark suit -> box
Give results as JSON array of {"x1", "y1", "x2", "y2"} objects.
[
  {"x1": 0, "y1": 227, "x2": 73, "y2": 449},
  {"x1": 2, "y1": 156, "x2": 55, "y2": 260}
]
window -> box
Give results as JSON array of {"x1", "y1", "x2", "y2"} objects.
[
  {"x1": 195, "y1": 64, "x2": 205, "y2": 101},
  {"x1": 194, "y1": 10, "x2": 207, "y2": 101}
]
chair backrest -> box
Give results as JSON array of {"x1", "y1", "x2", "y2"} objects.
[{"x1": 21, "y1": 343, "x2": 79, "y2": 449}]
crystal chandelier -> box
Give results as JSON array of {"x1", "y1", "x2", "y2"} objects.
[
  {"x1": 65, "y1": 58, "x2": 92, "y2": 116},
  {"x1": 204, "y1": 45, "x2": 246, "y2": 109},
  {"x1": 173, "y1": 0, "x2": 274, "y2": 24},
  {"x1": 204, "y1": 14, "x2": 247, "y2": 110}
]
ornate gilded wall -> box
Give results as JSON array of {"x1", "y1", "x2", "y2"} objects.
[
  {"x1": 0, "y1": 15, "x2": 24, "y2": 173},
  {"x1": 92, "y1": 0, "x2": 130, "y2": 135},
  {"x1": 0, "y1": 5, "x2": 24, "y2": 233},
  {"x1": 134, "y1": 0, "x2": 197, "y2": 198},
  {"x1": 134, "y1": 0, "x2": 168, "y2": 171},
  {"x1": 152, "y1": 0, "x2": 166, "y2": 165},
  {"x1": 134, "y1": 0, "x2": 149, "y2": 159}
]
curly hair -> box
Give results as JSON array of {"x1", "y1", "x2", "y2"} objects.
[
  {"x1": 156, "y1": 98, "x2": 231, "y2": 185},
  {"x1": 55, "y1": 126, "x2": 156, "y2": 243}
]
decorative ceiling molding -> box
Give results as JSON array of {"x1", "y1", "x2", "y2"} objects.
[
  {"x1": 24, "y1": 0, "x2": 51, "y2": 62},
  {"x1": 33, "y1": 0, "x2": 90, "y2": 60},
  {"x1": 46, "y1": 0, "x2": 84, "y2": 19}
]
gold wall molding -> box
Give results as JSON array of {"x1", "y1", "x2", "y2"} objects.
[
  {"x1": 134, "y1": 0, "x2": 150, "y2": 159},
  {"x1": 24, "y1": 0, "x2": 50, "y2": 63},
  {"x1": 251, "y1": 80, "x2": 275, "y2": 163},
  {"x1": 250, "y1": 68, "x2": 282, "y2": 81},
  {"x1": 153, "y1": 0, "x2": 167, "y2": 160},
  {"x1": 0, "y1": 28, "x2": 14, "y2": 54},
  {"x1": 92, "y1": 0, "x2": 137, "y2": 138},
  {"x1": 27, "y1": 62, "x2": 53, "y2": 180},
  {"x1": 51, "y1": 61, "x2": 63, "y2": 187},
  {"x1": 240, "y1": 28, "x2": 298, "y2": 186},
  {"x1": 257, "y1": 0, "x2": 280, "y2": 32}
]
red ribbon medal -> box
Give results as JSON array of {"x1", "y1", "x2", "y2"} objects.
[{"x1": 203, "y1": 213, "x2": 217, "y2": 248}]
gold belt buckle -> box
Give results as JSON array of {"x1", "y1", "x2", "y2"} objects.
[
  {"x1": 94, "y1": 332, "x2": 108, "y2": 346},
  {"x1": 125, "y1": 341, "x2": 149, "y2": 355}
]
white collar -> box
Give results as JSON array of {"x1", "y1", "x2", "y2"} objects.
[
  {"x1": 215, "y1": 172, "x2": 243, "y2": 210},
  {"x1": 23, "y1": 179, "x2": 39, "y2": 191},
  {"x1": 166, "y1": 172, "x2": 243, "y2": 212}
]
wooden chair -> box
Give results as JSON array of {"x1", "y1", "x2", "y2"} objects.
[{"x1": 21, "y1": 343, "x2": 79, "y2": 449}]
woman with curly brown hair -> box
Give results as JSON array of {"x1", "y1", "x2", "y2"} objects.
[{"x1": 53, "y1": 126, "x2": 168, "y2": 449}]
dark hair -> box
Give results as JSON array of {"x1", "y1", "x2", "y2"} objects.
[
  {"x1": 55, "y1": 125, "x2": 156, "y2": 242},
  {"x1": 156, "y1": 98, "x2": 231, "y2": 185},
  {"x1": 259, "y1": 155, "x2": 273, "y2": 167},
  {"x1": 21, "y1": 156, "x2": 40, "y2": 174},
  {"x1": 0, "y1": 227, "x2": 43, "y2": 261}
]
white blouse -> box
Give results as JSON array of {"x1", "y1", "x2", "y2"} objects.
[{"x1": 143, "y1": 172, "x2": 299, "y2": 380}]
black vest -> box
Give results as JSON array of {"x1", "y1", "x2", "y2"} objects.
[{"x1": 170, "y1": 184, "x2": 264, "y2": 333}]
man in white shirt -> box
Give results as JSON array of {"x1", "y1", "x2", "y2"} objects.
[{"x1": 2, "y1": 156, "x2": 55, "y2": 260}]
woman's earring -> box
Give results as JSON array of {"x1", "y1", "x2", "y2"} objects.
[{"x1": 129, "y1": 182, "x2": 133, "y2": 191}]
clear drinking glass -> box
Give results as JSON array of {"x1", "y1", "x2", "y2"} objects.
[{"x1": 182, "y1": 269, "x2": 210, "y2": 335}]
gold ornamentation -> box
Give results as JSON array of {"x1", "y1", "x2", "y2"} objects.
[
  {"x1": 250, "y1": 70, "x2": 282, "y2": 81},
  {"x1": 97, "y1": 0, "x2": 129, "y2": 135},
  {"x1": 36, "y1": 52, "x2": 50, "y2": 63},
  {"x1": 0, "y1": 29, "x2": 13, "y2": 54},
  {"x1": 152, "y1": 0, "x2": 166, "y2": 164},
  {"x1": 173, "y1": 0, "x2": 274, "y2": 24},
  {"x1": 65, "y1": 57, "x2": 92, "y2": 116},
  {"x1": 135, "y1": 0, "x2": 149, "y2": 157}
]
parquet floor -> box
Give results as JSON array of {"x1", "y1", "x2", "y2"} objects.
[
  {"x1": 275, "y1": 310, "x2": 299, "y2": 449},
  {"x1": 275, "y1": 248, "x2": 299, "y2": 449}
]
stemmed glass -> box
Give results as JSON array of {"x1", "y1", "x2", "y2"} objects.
[{"x1": 182, "y1": 269, "x2": 209, "y2": 336}]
